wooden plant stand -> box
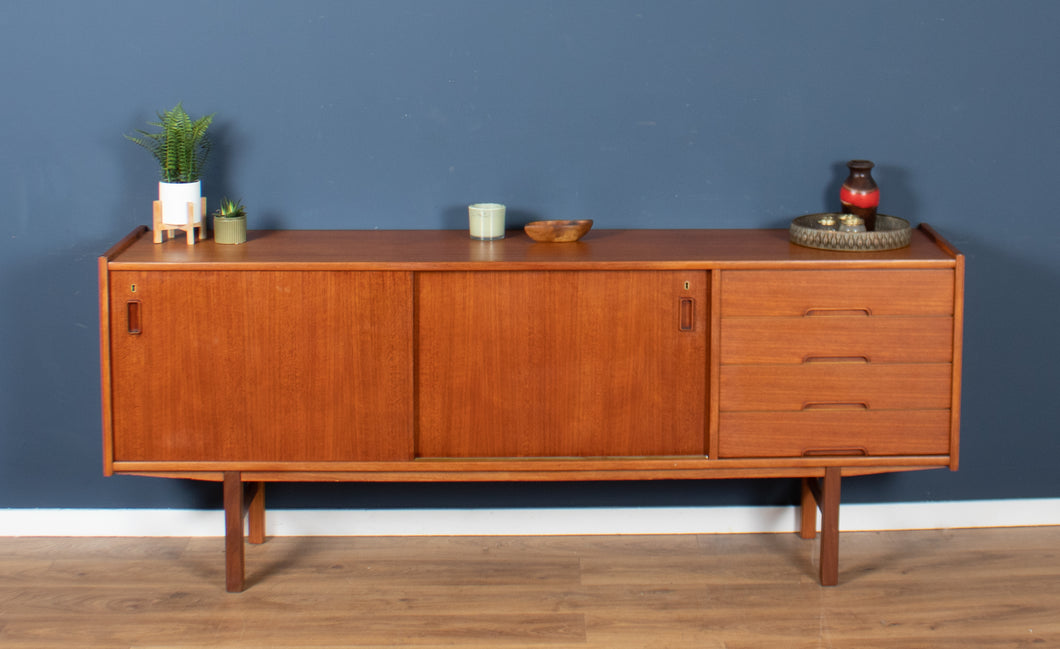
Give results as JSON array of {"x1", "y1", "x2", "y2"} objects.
[{"x1": 152, "y1": 198, "x2": 207, "y2": 244}]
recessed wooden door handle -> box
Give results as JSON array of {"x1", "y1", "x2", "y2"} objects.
[
  {"x1": 127, "y1": 301, "x2": 142, "y2": 335},
  {"x1": 679, "y1": 297, "x2": 694, "y2": 331}
]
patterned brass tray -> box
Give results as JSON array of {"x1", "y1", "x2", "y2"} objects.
[{"x1": 790, "y1": 213, "x2": 911, "y2": 251}]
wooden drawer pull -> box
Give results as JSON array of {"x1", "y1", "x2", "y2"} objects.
[
  {"x1": 804, "y1": 308, "x2": 871, "y2": 317},
  {"x1": 803, "y1": 447, "x2": 868, "y2": 457},
  {"x1": 803, "y1": 355, "x2": 870, "y2": 364},
  {"x1": 802, "y1": 402, "x2": 869, "y2": 411}
]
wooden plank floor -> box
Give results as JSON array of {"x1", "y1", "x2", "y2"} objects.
[{"x1": 0, "y1": 527, "x2": 1057, "y2": 648}]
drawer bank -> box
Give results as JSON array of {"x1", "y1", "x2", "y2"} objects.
[{"x1": 98, "y1": 226, "x2": 964, "y2": 591}]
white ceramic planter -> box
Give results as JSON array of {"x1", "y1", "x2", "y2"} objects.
[{"x1": 158, "y1": 181, "x2": 203, "y2": 226}]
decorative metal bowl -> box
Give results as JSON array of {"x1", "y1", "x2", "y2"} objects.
[
  {"x1": 790, "y1": 213, "x2": 911, "y2": 251},
  {"x1": 524, "y1": 219, "x2": 594, "y2": 242}
]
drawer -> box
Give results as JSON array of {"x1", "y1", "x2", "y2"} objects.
[
  {"x1": 718, "y1": 410, "x2": 952, "y2": 458},
  {"x1": 720, "y1": 270, "x2": 955, "y2": 317},
  {"x1": 720, "y1": 316, "x2": 954, "y2": 364},
  {"x1": 719, "y1": 364, "x2": 952, "y2": 411}
]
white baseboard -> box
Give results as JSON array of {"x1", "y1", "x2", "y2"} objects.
[{"x1": 1, "y1": 499, "x2": 1057, "y2": 537}]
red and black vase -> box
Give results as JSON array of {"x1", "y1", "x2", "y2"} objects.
[{"x1": 840, "y1": 160, "x2": 879, "y2": 231}]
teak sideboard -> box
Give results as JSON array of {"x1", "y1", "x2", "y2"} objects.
[{"x1": 98, "y1": 226, "x2": 964, "y2": 591}]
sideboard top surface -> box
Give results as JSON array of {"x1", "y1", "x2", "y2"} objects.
[{"x1": 105, "y1": 226, "x2": 959, "y2": 270}]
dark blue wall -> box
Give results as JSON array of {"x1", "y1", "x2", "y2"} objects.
[{"x1": 1, "y1": 1, "x2": 1057, "y2": 509}]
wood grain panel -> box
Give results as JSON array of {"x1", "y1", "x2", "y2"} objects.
[
  {"x1": 720, "y1": 316, "x2": 954, "y2": 364},
  {"x1": 719, "y1": 363, "x2": 952, "y2": 411},
  {"x1": 416, "y1": 271, "x2": 708, "y2": 457},
  {"x1": 105, "y1": 227, "x2": 959, "y2": 270},
  {"x1": 108, "y1": 270, "x2": 413, "y2": 462},
  {"x1": 720, "y1": 269, "x2": 955, "y2": 316},
  {"x1": 719, "y1": 410, "x2": 952, "y2": 457}
]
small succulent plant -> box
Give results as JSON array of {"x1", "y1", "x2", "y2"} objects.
[{"x1": 213, "y1": 197, "x2": 246, "y2": 219}]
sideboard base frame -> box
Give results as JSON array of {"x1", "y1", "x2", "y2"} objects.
[{"x1": 181, "y1": 464, "x2": 923, "y2": 592}]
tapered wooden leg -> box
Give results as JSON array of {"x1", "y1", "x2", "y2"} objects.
[
  {"x1": 800, "y1": 478, "x2": 817, "y2": 540},
  {"x1": 247, "y1": 481, "x2": 266, "y2": 545},
  {"x1": 819, "y1": 467, "x2": 842, "y2": 586},
  {"x1": 223, "y1": 471, "x2": 245, "y2": 593}
]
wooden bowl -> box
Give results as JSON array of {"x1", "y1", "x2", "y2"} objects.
[{"x1": 523, "y1": 219, "x2": 593, "y2": 242}]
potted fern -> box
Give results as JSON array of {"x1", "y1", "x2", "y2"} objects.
[
  {"x1": 212, "y1": 197, "x2": 247, "y2": 244},
  {"x1": 125, "y1": 102, "x2": 214, "y2": 228}
]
